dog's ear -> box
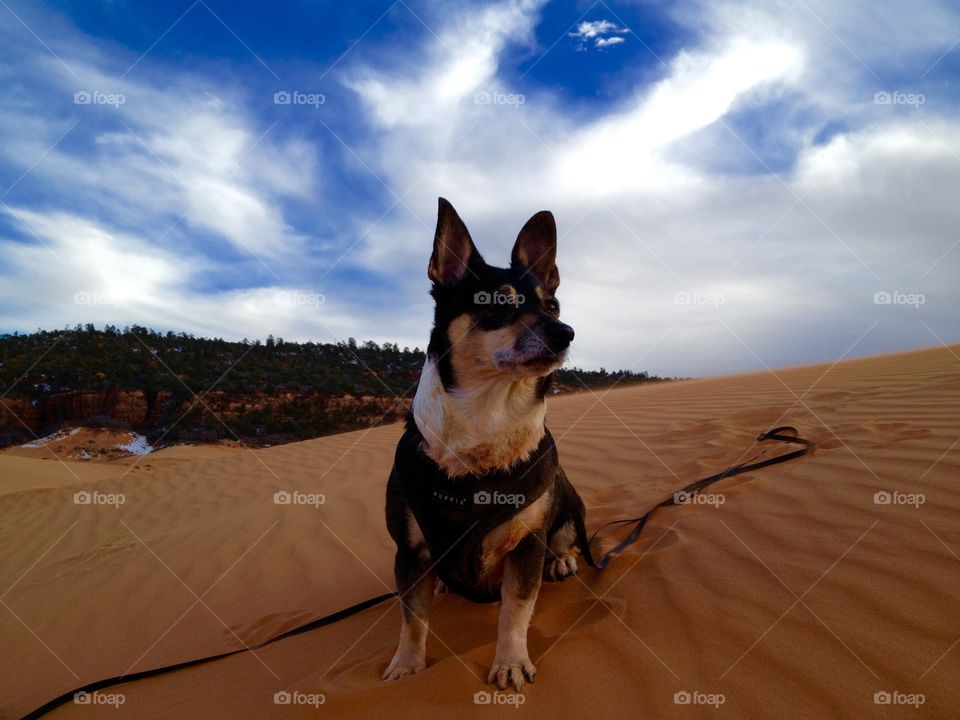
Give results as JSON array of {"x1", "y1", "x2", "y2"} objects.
[
  {"x1": 512, "y1": 210, "x2": 559, "y2": 294},
  {"x1": 429, "y1": 198, "x2": 479, "y2": 286}
]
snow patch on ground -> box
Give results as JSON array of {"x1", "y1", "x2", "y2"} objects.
[
  {"x1": 116, "y1": 433, "x2": 153, "y2": 455},
  {"x1": 22, "y1": 427, "x2": 81, "y2": 448}
]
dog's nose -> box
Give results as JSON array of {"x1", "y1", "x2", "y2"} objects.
[{"x1": 545, "y1": 322, "x2": 575, "y2": 348}]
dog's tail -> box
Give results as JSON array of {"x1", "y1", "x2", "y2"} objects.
[
  {"x1": 556, "y1": 466, "x2": 598, "y2": 568},
  {"x1": 572, "y1": 503, "x2": 598, "y2": 569}
]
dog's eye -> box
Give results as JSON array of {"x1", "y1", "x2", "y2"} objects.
[{"x1": 544, "y1": 298, "x2": 560, "y2": 315}]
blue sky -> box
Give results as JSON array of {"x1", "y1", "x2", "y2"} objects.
[{"x1": 1, "y1": 0, "x2": 959, "y2": 376}]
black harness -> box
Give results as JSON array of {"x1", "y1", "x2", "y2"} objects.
[{"x1": 392, "y1": 426, "x2": 558, "y2": 603}]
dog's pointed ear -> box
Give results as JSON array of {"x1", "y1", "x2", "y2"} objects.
[
  {"x1": 429, "y1": 198, "x2": 479, "y2": 286},
  {"x1": 512, "y1": 210, "x2": 559, "y2": 294}
]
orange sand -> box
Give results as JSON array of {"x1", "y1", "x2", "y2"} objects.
[{"x1": 1, "y1": 345, "x2": 958, "y2": 718}]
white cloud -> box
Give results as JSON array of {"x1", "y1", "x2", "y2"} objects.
[
  {"x1": 569, "y1": 19, "x2": 628, "y2": 51},
  {"x1": 347, "y1": 0, "x2": 545, "y2": 129},
  {"x1": 571, "y1": 20, "x2": 622, "y2": 40},
  {"x1": 595, "y1": 36, "x2": 626, "y2": 49},
  {"x1": 0, "y1": 50, "x2": 316, "y2": 261},
  {"x1": 0, "y1": 208, "x2": 361, "y2": 344},
  {"x1": 555, "y1": 37, "x2": 805, "y2": 195},
  {"x1": 3, "y1": 208, "x2": 189, "y2": 307}
]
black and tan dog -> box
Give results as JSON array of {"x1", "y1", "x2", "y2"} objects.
[{"x1": 383, "y1": 198, "x2": 588, "y2": 691}]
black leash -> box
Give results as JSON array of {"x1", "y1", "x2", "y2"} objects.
[
  {"x1": 22, "y1": 592, "x2": 398, "y2": 720},
  {"x1": 22, "y1": 426, "x2": 813, "y2": 719},
  {"x1": 575, "y1": 426, "x2": 816, "y2": 569}
]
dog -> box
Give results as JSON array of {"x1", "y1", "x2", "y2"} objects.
[{"x1": 383, "y1": 198, "x2": 588, "y2": 692}]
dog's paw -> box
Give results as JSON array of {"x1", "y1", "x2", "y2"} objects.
[
  {"x1": 487, "y1": 656, "x2": 537, "y2": 691},
  {"x1": 382, "y1": 652, "x2": 426, "y2": 681},
  {"x1": 543, "y1": 554, "x2": 578, "y2": 582}
]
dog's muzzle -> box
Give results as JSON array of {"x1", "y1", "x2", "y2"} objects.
[{"x1": 543, "y1": 321, "x2": 574, "y2": 353}]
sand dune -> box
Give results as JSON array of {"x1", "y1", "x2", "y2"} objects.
[{"x1": 2, "y1": 345, "x2": 958, "y2": 719}]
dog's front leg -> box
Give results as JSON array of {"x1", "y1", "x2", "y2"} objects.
[
  {"x1": 383, "y1": 545, "x2": 435, "y2": 680},
  {"x1": 488, "y1": 532, "x2": 545, "y2": 691}
]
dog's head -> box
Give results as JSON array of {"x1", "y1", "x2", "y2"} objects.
[{"x1": 426, "y1": 198, "x2": 574, "y2": 391}]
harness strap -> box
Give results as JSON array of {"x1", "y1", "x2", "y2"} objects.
[{"x1": 21, "y1": 426, "x2": 814, "y2": 720}]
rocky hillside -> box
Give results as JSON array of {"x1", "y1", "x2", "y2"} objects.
[{"x1": 0, "y1": 326, "x2": 668, "y2": 450}]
